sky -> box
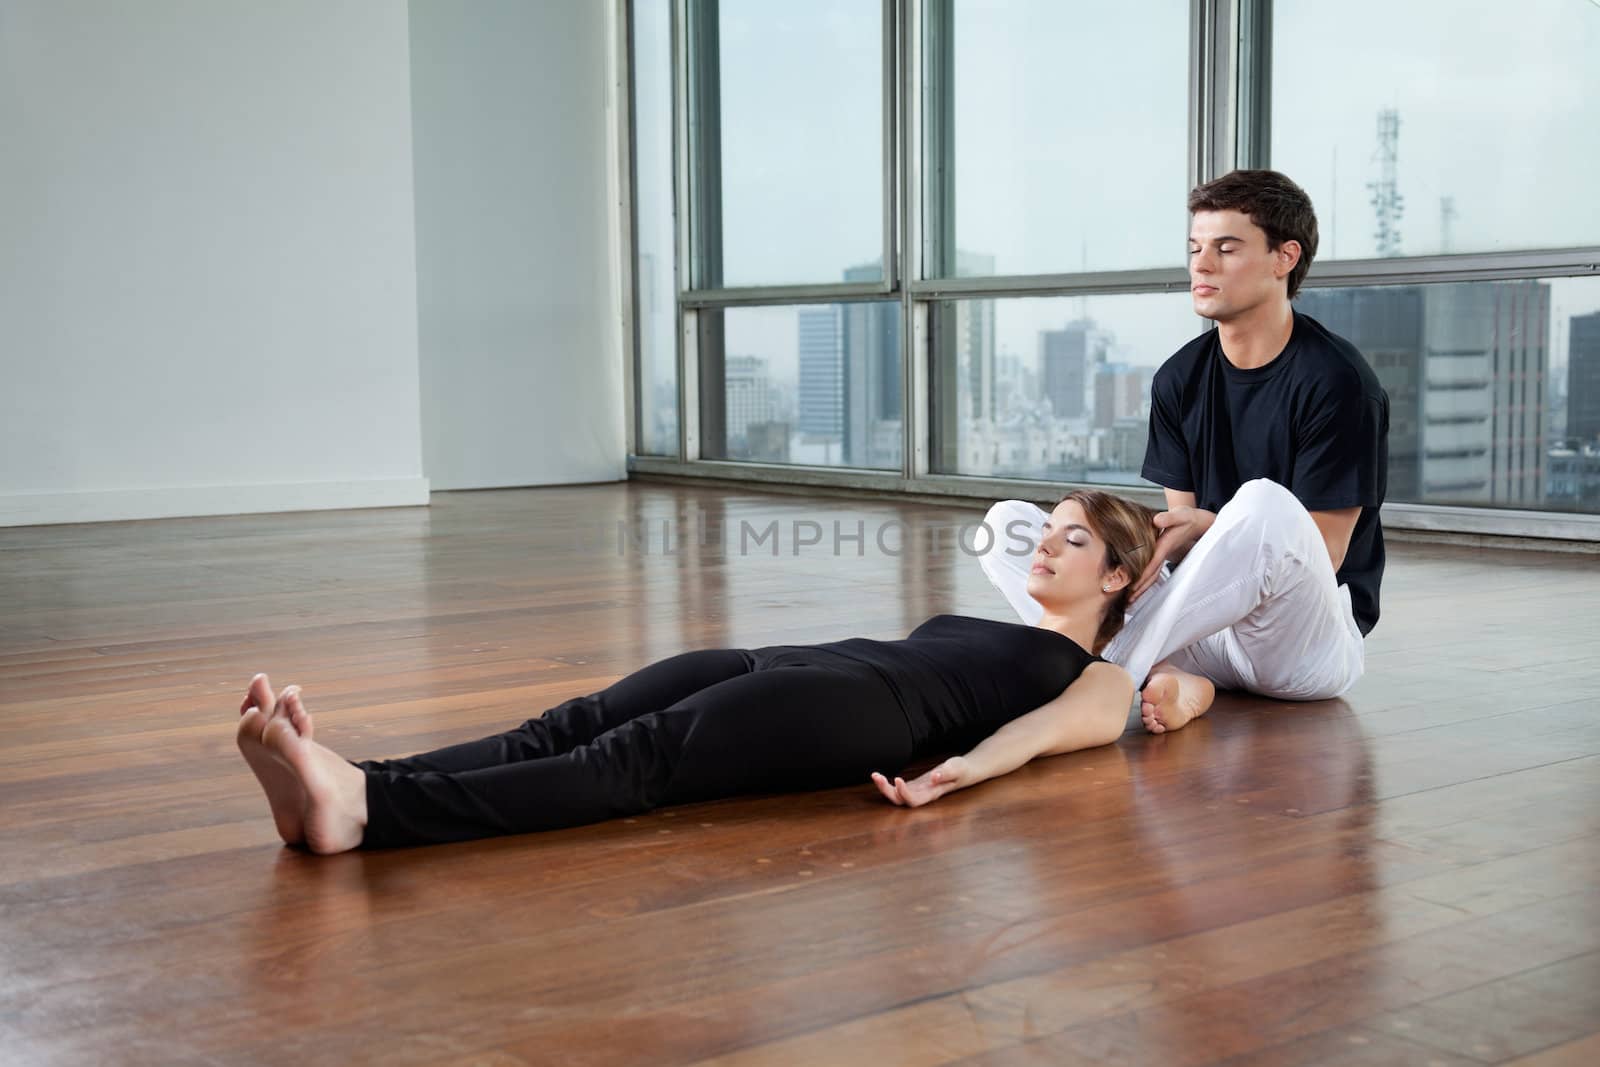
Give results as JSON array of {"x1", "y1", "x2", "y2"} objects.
[{"x1": 635, "y1": 0, "x2": 1600, "y2": 396}]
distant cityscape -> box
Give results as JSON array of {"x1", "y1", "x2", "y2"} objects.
[
  {"x1": 641, "y1": 108, "x2": 1600, "y2": 512},
  {"x1": 704, "y1": 260, "x2": 1158, "y2": 485},
  {"x1": 643, "y1": 278, "x2": 1600, "y2": 511}
]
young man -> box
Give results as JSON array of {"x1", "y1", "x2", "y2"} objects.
[{"x1": 980, "y1": 169, "x2": 1390, "y2": 732}]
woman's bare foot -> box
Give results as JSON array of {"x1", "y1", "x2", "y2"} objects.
[
  {"x1": 1140, "y1": 668, "x2": 1216, "y2": 734},
  {"x1": 237, "y1": 677, "x2": 368, "y2": 854},
  {"x1": 237, "y1": 674, "x2": 306, "y2": 845}
]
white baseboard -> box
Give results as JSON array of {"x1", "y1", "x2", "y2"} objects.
[{"x1": 0, "y1": 478, "x2": 431, "y2": 527}]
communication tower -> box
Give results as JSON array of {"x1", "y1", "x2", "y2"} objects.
[{"x1": 1368, "y1": 109, "x2": 1404, "y2": 257}]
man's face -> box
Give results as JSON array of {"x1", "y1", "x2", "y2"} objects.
[{"x1": 1187, "y1": 209, "x2": 1298, "y2": 323}]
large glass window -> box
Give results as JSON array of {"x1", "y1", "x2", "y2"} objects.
[
  {"x1": 632, "y1": 0, "x2": 678, "y2": 455},
  {"x1": 630, "y1": 0, "x2": 1600, "y2": 535},
  {"x1": 930, "y1": 293, "x2": 1200, "y2": 481},
  {"x1": 1272, "y1": 0, "x2": 1600, "y2": 259},
  {"x1": 926, "y1": 0, "x2": 1189, "y2": 277},
  {"x1": 690, "y1": 0, "x2": 884, "y2": 289},
  {"x1": 698, "y1": 302, "x2": 902, "y2": 469},
  {"x1": 1298, "y1": 276, "x2": 1600, "y2": 511}
]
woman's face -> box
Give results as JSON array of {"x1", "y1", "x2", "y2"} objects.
[{"x1": 1025, "y1": 499, "x2": 1115, "y2": 608}]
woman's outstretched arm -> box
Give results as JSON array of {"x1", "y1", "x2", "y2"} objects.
[{"x1": 872, "y1": 661, "x2": 1136, "y2": 807}]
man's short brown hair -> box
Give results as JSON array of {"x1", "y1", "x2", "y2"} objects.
[{"x1": 1188, "y1": 170, "x2": 1319, "y2": 298}]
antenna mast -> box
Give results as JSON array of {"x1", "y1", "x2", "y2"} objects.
[{"x1": 1368, "y1": 109, "x2": 1404, "y2": 257}]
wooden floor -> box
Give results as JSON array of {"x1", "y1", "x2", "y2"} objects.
[{"x1": 2, "y1": 484, "x2": 1598, "y2": 1066}]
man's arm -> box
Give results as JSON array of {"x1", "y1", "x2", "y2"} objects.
[
  {"x1": 1180, "y1": 489, "x2": 1358, "y2": 568},
  {"x1": 1309, "y1": 506, "x2": 1360, "y2": 572},
  {"x1": 871, "y1": 663, "x2": 1135, "y2": 807},
  {"x1": 1132, "y1": 491, "x2": 1361, "y2": 603}
]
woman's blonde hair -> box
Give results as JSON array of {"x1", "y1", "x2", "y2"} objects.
[{"x1": 1059, "y1": 489, "x2": 1158, "y2": 654}]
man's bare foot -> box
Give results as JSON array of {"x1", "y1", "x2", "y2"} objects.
[
  {"x1": 237, "y1": 677, "x2": 367, "y2": 854},
  {"x1": 237, "y1": 674, "x2": 306, "y2": 845},
  {"x1": 1140, "y1": 668, "x2": 1216, "y2": 734}
]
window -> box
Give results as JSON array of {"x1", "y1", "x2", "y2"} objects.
[
  {"x1": 697, "y1": 301, "x2": 902, "y2": 470},
  {"x1": 688, "y1": 0, "x2": 885, "y2": 289},
  {"x1": 1271, "y1": 0, "x2": 1600, "y2": 258},
  {"x1": 1298, "y1": 276, "x2": 1600, "y2": 511},
  {"x1": 926, "y1": 0, "x2": 1190, "y2": 277},
  {"x1": 929, "y1": 293, "x2": 1199, "y2": 481},
  {"x1": 629, "y1": 0, "x2": 1600, "y2": 538}
]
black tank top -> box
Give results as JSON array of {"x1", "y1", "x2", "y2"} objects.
[{"x1": 752, "y1": 614, "x2": 1102, "y2": 755}]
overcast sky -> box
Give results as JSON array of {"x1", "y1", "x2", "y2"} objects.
[{"x1": 638, "y1": 0, "x2": 1600, "y2": 388}]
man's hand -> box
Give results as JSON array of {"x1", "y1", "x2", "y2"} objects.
[
  {"x1": 871, "y1": 757, "x2": 971, "y2": 808},
  {"x1": 1130, "y1": 506, "x2": 1217, "y2": 603}
]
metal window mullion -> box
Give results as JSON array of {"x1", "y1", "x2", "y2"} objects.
[
  {"x1": 911, "y1": 268, "x2": 1191, "y2": 300},
  {"x1": 921, "y1": 0, "x2": 960, "y2": 473},
  {"x1": 1188, "y1": 0, "x2": 1213, "y2": 189},
  {"x1": 1234, "y1": 0, "x2": 1271, "y2": 169},
  {"x1": 882, "y1": 0, "x2": 899, "y2": 293},
  {"x1": 683, "y1": 0, "x2": 722, "y2": 292},
  {"x1": 683, "y1": 0, "x2": 726, "y2": 458},
  {"x1": 672, "y1": 0, "x2": 691, "y2": 299},
  {"x1": 1211, "y1": 0, "x2": 1236, "y2": 177},
  {"x1": 901, "y1": 0, "x2": 928, "y2": 478},
  {"x1": 681, "y1": 282, "x2": 894, "y2": 309},
  {"x1": 680, "y1": 308, "x2": 701, "y2": 461},
  {"x1": 1304, "y1": 247, "x2": 1600, "y2": 288},
  {"x1": 617, "y1": 0, "x2": 639, "y2": 459},
  {"x1": 672, "y1": 0, "x2": 694, "y2": 461}
]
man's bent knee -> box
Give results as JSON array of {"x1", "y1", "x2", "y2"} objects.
[
  {"x1": 1224, "y1": 478, "x2": 1303, "y2": 518},
  {"x1": 1217, "y1": 479, "x2": 1317, "y2": 540}
]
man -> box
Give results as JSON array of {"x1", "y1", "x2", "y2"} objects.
[{"x1": 980, "y1": 169, "x2": 1390, "y2": 733}]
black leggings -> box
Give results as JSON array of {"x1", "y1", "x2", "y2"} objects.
[{"x1": 358, "y1": 649, "x2": 917, "y2": 847}]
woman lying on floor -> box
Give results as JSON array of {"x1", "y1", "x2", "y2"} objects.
[{"x1": 237, "y1": 489, "x2": 1210, "y2": 854}]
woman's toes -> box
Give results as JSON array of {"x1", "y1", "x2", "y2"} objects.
[
  {"x1": 237, "y1": 705, "x2": 268, "y2": 745},
  {"x1": 270, "y1": 685, "x2": 301, "y2": 725},
  {"x1": 287, "y1": 691, "x2": 313, "y2": 739},
  {"x1": 241, "y1": 673, "x2": 275, "y2": 717}
]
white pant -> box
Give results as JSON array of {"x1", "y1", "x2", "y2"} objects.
[{"x1": 979, "y1": 479, "x2": 1365, "y2": 700}]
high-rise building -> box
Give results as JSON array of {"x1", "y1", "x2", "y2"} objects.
[
  {"x1": 1092, "y1": 362, "x2": 1145, "y2": 430},
  {"x1": 797, "y1": 306, "x2": 843, "y2": 439},
  {"x1": 842, "y1": 262, "x2": 902, "y2": 468},
  {"x1": 1568, "y1": 310, "x2": 1600, "y2": 446},
  {"x1": 1039, "y1": 319, "x2": 1106, "y2": 419},
  {"x1": 954, "y1": 252, "x2": 996, "y2": 425},
  {"x1": 1298, "y1": 287, "x2": 1425, "y2": 500},
  {"x1": 723, "y1": 355, "x2": 771, "y2": 454},
  {"x1": 1424, "y1": 281, "x2": 1547, "y2": 504},
  {"x1": 1298, "y1": 281, "x2": 1548, "y2": 505},
  {"x1": 794, "y1": 264, "x2": 908, "y2": 469},
  {"x1": 921, "y1": 251, "x2": 999, "y2": 473}
]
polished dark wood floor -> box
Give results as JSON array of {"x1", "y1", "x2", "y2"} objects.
[{"x1": 2, "y1": 484, "x2": 1598, "y2": 1066}]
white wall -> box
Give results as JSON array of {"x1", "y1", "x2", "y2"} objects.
[
  {"x1": 409, "y1": 0, "x2": 626, "y2": 490},
  {"x1": 0, "y1": 1, "x2": 429, "y2": 526}
]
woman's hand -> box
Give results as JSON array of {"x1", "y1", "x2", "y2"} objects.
[{"x1": 870, "y1": 757, "x2": 972, "y2": 807}]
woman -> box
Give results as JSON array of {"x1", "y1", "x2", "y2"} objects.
[{"x1": 237, "y1": 490, "x2": 1204, "y2": 854}]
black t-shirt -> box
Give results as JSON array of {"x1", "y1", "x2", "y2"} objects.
[
  {"x1": 753, "y1": 614, "x2": 1102, "y2": 756},
  {"x1": 1140, "y1": 312, "x2": 1389, "y2": 635}
]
